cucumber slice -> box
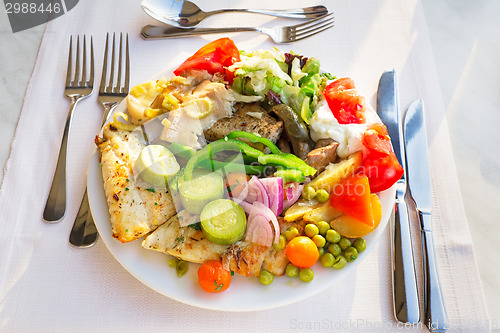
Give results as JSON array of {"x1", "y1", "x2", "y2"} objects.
[
  {"x1": 135, "y1": 145, "x2": 180, "y2": 188},
  {"x1": 178, "y1": 172, "x2": 224, "y2": 214},
  {"x1": 200, "y1": 199, "x2": 247, "y2": 245}
]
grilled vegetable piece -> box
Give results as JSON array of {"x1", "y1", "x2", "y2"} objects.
[
  {"x1": 302, "y1": 202, "x2": 343, "y2": 224},
  {"x1": 96, "y1": 124, "x2": 176, "y2": 243},
  {"x1": 270, "y1": 104, "x2": 313, "y2": 159},
  {"x1": 284, "y1": 198, "x2": 323, "y2": 222}
]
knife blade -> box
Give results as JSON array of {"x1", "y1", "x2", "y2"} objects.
[
  {"x1": 404, "y1": 100, "x2": 448, "y2": 332},
  {"x1": 376, "y1": 69, "x2": 420, "y2": 324}
]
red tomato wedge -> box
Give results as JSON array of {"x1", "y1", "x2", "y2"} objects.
[
  {"x1": 360, "y1": 123, "x2": 404, "y2": 192},
  {"x1": 173, "y1": 38, "x2": 241, "y2": 82},
  {"x1": 329, "y1": 174, "x2": 375, "y2": 227},
  {"x1": 324, "y1": 77, "x2": 366, "y2": 124}
]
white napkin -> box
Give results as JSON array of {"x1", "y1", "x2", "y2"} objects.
[{"x1": 0, "y1": 0, "x2": 490, "y2": 332}]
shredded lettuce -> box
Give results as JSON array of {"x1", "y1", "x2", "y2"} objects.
[{"x1": 229, "y1": 49, "x2": 334, "y2": 124}]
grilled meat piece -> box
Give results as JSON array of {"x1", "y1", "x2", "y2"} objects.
[
  {"x1": 314, "y1": 138, "x2": 337, "y2": 149},
  {"x1": 306, "y1": 141, "x2": 339, "y2": 174},
  {"x1": 203, "y1": 103, "x2": 283, "y2": 143}
]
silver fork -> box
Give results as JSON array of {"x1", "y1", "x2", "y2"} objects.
[
  {"x1": 69, "y1": 33, "x2": 130, "y2": 247},
  {"x1": 43, "y1": 35, "x2": 94, "y2": 222},
  {"x1": 140, "y1": 12, "x2": 335, "y2": 43}
]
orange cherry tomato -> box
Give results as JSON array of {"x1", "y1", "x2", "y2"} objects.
[
  {"x1": 285, "y1": 236, "x2": 319, "y2": 268},
  {"x1": 198, "y1": 260, "x2": 231, "y2": 293}
]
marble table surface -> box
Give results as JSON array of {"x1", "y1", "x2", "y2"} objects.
[{"x1": 1, "y1": 0, "x2": 499, "y2": 326}]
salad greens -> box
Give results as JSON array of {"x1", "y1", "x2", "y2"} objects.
[{"x1": 229, "y1": 48, "x2": 335, "y2": 124}]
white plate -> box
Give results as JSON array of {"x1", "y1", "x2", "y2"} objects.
[{"x1": 87, "y1": 70, "x2": 396, "y2": 312}]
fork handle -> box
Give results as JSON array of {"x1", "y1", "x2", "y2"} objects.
[
  {"x1": 208, "y1": 5, "x2": 328, "y2": 19},
  {"x1": 141, "y1": 25, "x2": 257, "y2": 39},
  {"x1": 70, "y1": 188, "x2": 98, "y2": 247},
  {"x1": 43, "y1": 96, "x2": 82, "y2": 222}
]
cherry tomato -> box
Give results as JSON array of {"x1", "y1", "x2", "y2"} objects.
[
  {"x1": 329, "y1": 174, "x2": 375, "y2": 227},
  {"x1": 360, "y1": 123, "x2": 404, "y2": 192},
  {"x1": 323, "y1": 77, "x2": 366, "y2": 124},
  {"x1": 173, "y1": 38, "x2": 240, "y2": 83},
  {"x1": 198, "y1": 260, "x2": 231, "y2": 293},
  {"x1": 285, "y1": 236, "x2": 319, "y2": 268}
]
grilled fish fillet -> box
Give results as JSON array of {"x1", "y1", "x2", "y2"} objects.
[
  {"x1": 142, "y1": 209, "x2": 304, "y2": 277},
  {"x1": 142, "y1": 210, "x2": 229, "y2": 263},
  {"x1": 96, "y1": 124, "x2": 177, "y2": 243}
]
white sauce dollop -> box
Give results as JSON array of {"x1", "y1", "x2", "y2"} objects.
[{"x1": 309, "y1": 100, "x2": 380, "y2": 158}]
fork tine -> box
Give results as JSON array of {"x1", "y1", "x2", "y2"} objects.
[
  {"x1": 294, "y1": 17, "x2": 335, "y2": 40},
  {"x1": 81, "y1": 36, "x2": 87, "y2": 86},
  {"x1": 65, "y1": 36, "x2": 73, "y2": 87},
  {"x1": 74, "y1": 36, "x2": 80, "y2": 85},
  {"x1": 123, "y1": 34, "x2": 130, "y2": 94},
  {"x1": 114, "y1": 33, "x2": 123, "y2": 94},
  {"x1": 89, "y1": 37, "x2": 94, "y2": 87},
  {"x1": 292, "y1": 12, "x2": 334, "y2": 30},
  {"x1": 100, "y1": 33, "x2": 109, "y2": 95},
  {"x1": 293, "y1": 21, "x2": 335, "y2": 42},
  {"x1": 109, "y1": 33, "x2": 116, "y2": 93}
]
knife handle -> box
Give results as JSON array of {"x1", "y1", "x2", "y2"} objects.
[
  {"x1": 420, "y1": 212, "x2": 448, "y2": 332},
  {"x1": 392, "y1": 186, "x2": 420, "y2": 324}
]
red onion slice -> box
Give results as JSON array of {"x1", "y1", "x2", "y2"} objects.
[
  {"x1": 259, "y1": 177, "x2": 284, "y2": 216},
  {"x1": 283, "y1": 182, "x2": 304, "y2": 210}
]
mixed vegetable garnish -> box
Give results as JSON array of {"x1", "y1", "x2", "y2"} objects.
[{"x1": 111, "y1": 38, "x2": 403, "y2": 293}]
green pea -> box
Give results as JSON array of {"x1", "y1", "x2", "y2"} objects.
[
  {"x1": 284, "y1": 227, "x2": 299, "y2": 241},
  {"x1": 299, "y1": 268, "x2": 314, "y2": 282},
  {"x1": 326, "y1": 229, "x2": 341, "y2": 243},
  {"x1": 176, "y1": 260, "x2": 188, "y2": 277},
  {"x1": 328, "y1": 243, "x2": 342, "y2": 257},
  {"x1": 320, "y1": 253, "x2": 335, "y2": 267},
  {"x1": 317, "y1": 221, "x2": 330, "y2": 235},
  {"x1": 273, "y1": 235, "x2": 287, "y2": 251},
  {"x1": 315, "y1": 189, "x2": 330, "y2": 203},
  {"x1": 302, "y1": 186, "x2": 316, "y2": 200},
  {"x1": 338, "y1": 237, "x2": 352, "y2": 250},
  {"x1": 318, "y1": 247, "x2": 325, "y2": 258},
  {"x1": 312, "y1": 234, "x2": 326, "y2": 248},
  {"x1": 353, "y1": 238, "x2": 367, "y2": 253},
  {"x1": 345, "y1": 247, "x2": 358, "y2": 262},
  {"x1": 333, "y1": 255, "x2": 347, "y2": 269},
  {"x1": 304, "y1": 223, "x2": 319, "y2": 238},
  {"x1": 286, "y1": 263, "x2": 299, "y2": 277},
  {"x1": 259, "y1": 270, "x2": 274, "y2": 285},
  {"x1": 168, "y1": 258, "x2": 178, "y2": 268}
]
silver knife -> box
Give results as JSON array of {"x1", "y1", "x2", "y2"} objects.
[
  {"x1": 404, "y1": 100, "x2": 448, "y2": 332},
  {"x1": 376, "y1": 70, "x2": 420, "y2": 324}
]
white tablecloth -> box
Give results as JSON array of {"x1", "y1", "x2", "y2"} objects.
[{"x1": 0, "y1": 0, "x2": 490, "y2": 332}]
